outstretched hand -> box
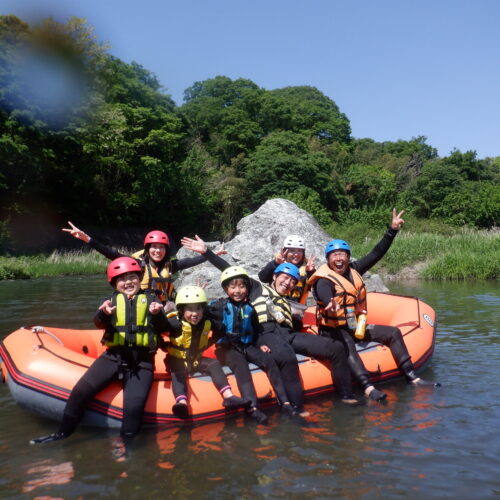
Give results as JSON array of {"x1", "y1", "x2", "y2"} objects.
[
  {"x1": 275, "y1": 250, "x2": 286, "y2": 265},
  {"x1": 99, "y1": 300, "x2": 116, "y2": 315},
  {"x1": 306, "y1": 255, "x2": 316, "y2": 272},
  {"x1": 324, "y1": 298, "x2": 340, "y2": 313},
  {"x1": 214, "y1": 242, "x2": 227, "y2": 256},
  {"x1": 391, "y1": 208, "x2": 405, "y2": 230},
  {"x1": 180, "y1": 235, "x2": 207, "y2": 255},
  {"x1": 149, "y1": 302, "x2": 164, "y2": 315},
  {"x1": 62, "y1": 221, "x2": 90, "y2": 243}
]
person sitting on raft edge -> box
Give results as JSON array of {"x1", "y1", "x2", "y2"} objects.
[
  {"x1": 164, "y1": 285, "x2": 251, "y2": 420},
  {"x1": 30, "y1": 256, "x2": 169, "y2": 444},
  {"x1": 258, "y1": 234, "x2": 316, "y2": 305},
  {"x1": 308, "y1": 208, "x2": 441, "y2": 393},
  {"x1": 62, "y1": 222, "x2": 223, "y2": 309},
  {"x1": 181, "y1": 235, "x2": 360, "y2": 414},
  {"x1": 207, "y1": 266, "x2": 298, "y2": 423}
]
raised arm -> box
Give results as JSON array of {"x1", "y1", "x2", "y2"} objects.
[
  {"x1": 353, "y1": 208, "x2": 405, "y2": 275},
  {"x1": 180, "y1": 235, "x2": 231, "y2": 271}
]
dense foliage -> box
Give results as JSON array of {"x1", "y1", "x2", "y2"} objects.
[{"x1": 1, "y1": 15, "x2": 499, "y2": 252}]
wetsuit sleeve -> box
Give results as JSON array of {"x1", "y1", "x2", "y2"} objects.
[
  {"x1": 170, "y1": 255, "x2": 208, "y2": 273},
  {"x1": 352, "y1": 228, "x2": 399, "y2": 275},
  {"x1": 206, "y1": 299, "x2": 224, "y2": 321},
  {"x1": 201, "y1": 249, "x2": 232, "y2": 271},
  {"x1": 165, "y1": 316, "x2": 183, "y2": 338},
  {"x1": 313, "y1": 277, "x2": 336, "y2": 304},
  {"x1": 93, "y1": 299, "x2": 113, "y2": 329},
  {"x1": 208, "y1": 319, "x2": 227, "y2": 343},
  {"x1": 88, "y1": 238, "x2": 125, "y2": 261},
  {"x1": 149, "y1": 299, "x2": 170, "y2": 333},
  {"x1": 258, "y1": 260, "x2": 278, "y2": 283}
]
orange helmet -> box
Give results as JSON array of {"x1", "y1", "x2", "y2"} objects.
[
  {"x1": 144, "y1": 230, "x2": 169, "y2": 247},
  {"x1": 107, "y1": 257, "x2": 141, "y2": 283}
]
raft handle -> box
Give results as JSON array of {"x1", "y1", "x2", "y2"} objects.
[{"x1": 22, "y1": 326, "x2": 64, "y2": 346}]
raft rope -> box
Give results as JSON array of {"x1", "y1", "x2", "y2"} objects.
[{"x1": 23, "y1": 326, "x2": 91, "y2": 369}]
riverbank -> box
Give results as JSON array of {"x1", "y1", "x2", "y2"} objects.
[
  {"x1": 0, "y1": 228, "x2": 498, "y2": 281},
  {"x1": 350, "y1": 227, "x2": 500, "y2": 280}
]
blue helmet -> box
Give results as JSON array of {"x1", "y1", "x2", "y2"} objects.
[
  {"x1": 274, "y1": 262, "x2": 301, "y2": 281},
  {"x1": 325, "y1": 239, "x2": 351, "y2": 258}
]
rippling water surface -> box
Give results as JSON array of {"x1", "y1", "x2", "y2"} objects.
[{"x1": 1, "y1": 277, "x2": 499, "y2": 499}]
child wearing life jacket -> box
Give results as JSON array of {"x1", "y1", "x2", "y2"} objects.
[
  {"x1": 31, "y1": 257, "x2": 168, "y2": 444},
  {"x1": 165, "y1": 285, "x2": 251, "y2": 419},
  {"x1": 62, "y1": 222, "x2": 211, "y2": 307},
  {"x1": 181, "y1": 236, "x2": 357, "y2": 416},
  {"x1": 207, "y1": 266, "x2": 297, "y2": 423},
  {"x1": 258, "y1": 234, "x2": 316, "y2": 305}
]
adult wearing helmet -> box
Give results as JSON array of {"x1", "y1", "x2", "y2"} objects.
[
  {"x1": 165, "y1": 285, "x2": 250, "y2": 419},
  {"x1": 308, "y1": 208, "x2": 440, "y2": 397},
  {"x1": 31, "y1": 257, "x2": 168, "y2": 444},
  {"x1": 181, "y1": 236, "x2": 359, "y2": 414},
  {"x1": 258, "y1": 234, "x2": 316, "y2": 304},
  {"x1": 62, "y1": 222, "x2": 212, "y2": 305}
]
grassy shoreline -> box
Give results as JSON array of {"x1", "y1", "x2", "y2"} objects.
[
  {"x1": 349, "y1": 228, "x2": 500, "y2": 280},
  {"x1": 0, "y1": 230, "x2": 499, "y2": 281}
]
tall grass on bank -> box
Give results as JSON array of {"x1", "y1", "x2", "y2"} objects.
[
  {"x1": 0, "y1": 231, "x2": 498, "y2": 281},
  {"x1": 350, "y1": 228, "x2": 500, "y2": 279},
  {"x1": 0, "y1": 250, "x2": 108, "y2": 280}
]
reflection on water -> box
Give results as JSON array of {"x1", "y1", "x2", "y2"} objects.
[
  {"x1": 22, "y1": 460, "x2": 74, "y2": 493},
  {"x1": 0, "y1": 277, "x2": 499, "y2": 498}
]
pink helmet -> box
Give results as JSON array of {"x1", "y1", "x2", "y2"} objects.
[
  {"x1": 107, "y1": 257, "x2": 141, "y2": 283},
  {"x1": 144, "y1": 230, "x2": 169, "y2": 247}
]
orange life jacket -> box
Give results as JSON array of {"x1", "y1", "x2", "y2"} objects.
[{"x1": 307, "y1": 263, "x2": 367, "y2": 328}]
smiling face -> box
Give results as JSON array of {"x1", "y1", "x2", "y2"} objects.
[
  {"x1": 114, "y1": 272, "x2": 141, "y2": 297},
  {"x1": 284, "y1": 247, "x2": 305, "y2": 266},
  {"x1": 327, "y1": 250, "x2": 350, "y2": 275},
  {"x1": 182, "y1": 303, "x2": 204, "y2": 325},
  {"x1": 147, "y1": 243, "x2": 166, "y2": 262},
  {"x1": 224, "y1": 278, "x2": 248, "y2": 303},
  {"x1": 273, "y1": 272, "x2": 298, "y2": 296}
]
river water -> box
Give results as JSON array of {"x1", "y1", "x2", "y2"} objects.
[{"x1": 0, "y1": 276, "x2": 499, "y2": 499}]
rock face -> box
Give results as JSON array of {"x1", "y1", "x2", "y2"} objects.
[{"x1": 174, "y1": 198, "x2": 389, "y2": 299}]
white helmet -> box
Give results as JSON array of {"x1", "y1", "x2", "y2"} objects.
[{"x1": 283, "y1": 235, "x2": 305, "y2": 250}]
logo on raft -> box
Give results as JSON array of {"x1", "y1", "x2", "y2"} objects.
[{"x1": 423, "y1": 313, "x2": 434, "y2": 327}]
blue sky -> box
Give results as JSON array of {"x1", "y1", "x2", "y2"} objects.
[{"x1": 3, "y1": 0, "x2": 500, "y2": 158}]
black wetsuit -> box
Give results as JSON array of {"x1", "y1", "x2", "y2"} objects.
[
  {"x1": 312, "y1": 228, "x2": 419, "y2": 388},
  {"x1": 203, "y1": 250, "x2": 355, "y2": 408},
  {"x1": 208, "y1": 298, "x2": 291, "y2": 407},
  {"x1": 57, "y1": 294, "x2": 168, "y2": 437}
]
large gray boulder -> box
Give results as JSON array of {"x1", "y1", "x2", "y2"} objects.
[{"x1": 174, "y1": 198, "x2": 388, "y2": 299}]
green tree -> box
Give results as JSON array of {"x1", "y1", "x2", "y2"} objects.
[
  {"x1": 269, "y1": 86, "x2": 351, "y2": 143},
  {"x1": 244, "y1": 130, "x2": 342, "y2": 212},
  {"x1": 433, "y1": 181, "x2": 500, "y2": 228},
  {"x1": 400, "y1": 159, "x2": 464, "y2": 218},
  {"x1": 342, "y1": 163, "x2": 397, "y2": 210}
]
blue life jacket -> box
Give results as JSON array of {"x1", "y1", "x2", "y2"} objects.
[{"x1": 220, "y1": 300, "x2": 255, "y2": 345}]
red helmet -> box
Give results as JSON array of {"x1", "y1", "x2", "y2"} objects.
[
  {"x1": 107, "y1": 257, "x2": 141, "y2": 283},
  {"x1": 144, "y1": 230, "x2": 169, "y2": 247}
]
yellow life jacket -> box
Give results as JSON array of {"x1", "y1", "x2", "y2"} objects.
[
  {"x1": 132, "y1": 250, "x2": 174, "y2": 302},
  {"x1": 250, "y1": 283, "x2": 293, "y2": 329},
  {"x1": 167, "y1": 319, "x2": 211, "y2": 367},
  {"x1": 105, "y1": 292, "x2": 156, "y2": 348},
  {"x1": 308, "y1": 263, "x2": 367, "y2": 329}
]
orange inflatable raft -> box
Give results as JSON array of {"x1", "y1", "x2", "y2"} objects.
[{"x1": 0, "y1": 292, "x2": 436, "y2": 427}]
